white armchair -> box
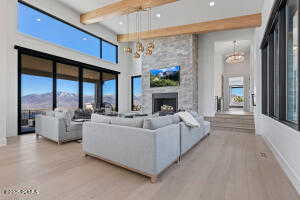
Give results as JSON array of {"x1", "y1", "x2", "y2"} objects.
[{"x1": 35, "y1": 108, "x2": 82, "y2": 144}]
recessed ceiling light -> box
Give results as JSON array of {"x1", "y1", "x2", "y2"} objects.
[
  {"x1": 156, "y1": 13, "x2": 161, "y2": 18},
  {"x1": 209, "y1": 1, "x2": 215, "y2": 7},
  {"x1": 119, "y1": 21, "x2": 123, "y2": 25},
  {"x1": 36, "y1": 18, "x2": 41, "y2": 22},
  {"x1": 82, "y1": 37, "x2": 88, "y2": 41}
]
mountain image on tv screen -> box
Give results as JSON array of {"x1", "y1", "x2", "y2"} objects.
[{"x1": 150, "y1": 66, "x2": 180, "y2": 88}]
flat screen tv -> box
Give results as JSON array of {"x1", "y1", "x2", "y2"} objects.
[{"x1": 150, "y1": 66, "x2": 180, "y2": 88}]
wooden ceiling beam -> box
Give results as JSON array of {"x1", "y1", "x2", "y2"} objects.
[
  {"x1": 117, "y1": 13, "x2": 262, "y2": 42},
  {"x1": 80, "y1": 0, "x2": 178, "y2": 25}
]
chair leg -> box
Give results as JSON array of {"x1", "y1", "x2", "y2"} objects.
[
  {"x1": 150, "y1": 176, "x2": 158, "y2": 183},
  {"x1": 36, "y1": 134, "x2": 39, "y2": 138}
]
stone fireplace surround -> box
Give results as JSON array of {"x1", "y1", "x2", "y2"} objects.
[{"x1": 137, "y1": 34, "x2": 199, "y2": 114}]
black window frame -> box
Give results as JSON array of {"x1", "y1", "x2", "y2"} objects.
[
  {"x1": 18, "y1": 0, "x2": 119, "y2": 64},
  {"x1": 16, "y1": 46, "x2": 120, "y2": 135},
  {"x1": 131, "y1": 75, "x2": 142, "y2": 111},
  {"x1": 260, "y1": 0, "x2": 300, "y2": 130}
]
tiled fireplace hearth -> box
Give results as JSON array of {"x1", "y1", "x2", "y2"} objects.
[{"x1": 152, "y1": 93, "x2": 178, "y2": 114}]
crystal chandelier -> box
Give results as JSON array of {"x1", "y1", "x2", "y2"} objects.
[
  {"x1": 225, "y1": 41, "x2": 245, "y2": 64},
  {"x1": 124, "y1": 6, "x2": 155, "y2": 59}
]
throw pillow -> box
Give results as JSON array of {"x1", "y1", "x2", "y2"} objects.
[{"x1": 176, "y1": 111, "x2": 200, "y2": 128}]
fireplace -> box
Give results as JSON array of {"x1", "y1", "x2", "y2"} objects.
[{"x1": 152, "y1": 93, "x2": 178, "y2": 114}]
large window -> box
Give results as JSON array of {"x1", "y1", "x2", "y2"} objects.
[
  {"x1": 83, "y1": 69, "x2": 101, "y2": 109},
  {"x1": 287, "y1": 0, "x2": 299, "y2": 123},
  {"x1": 17, "y1": 47, "x2": 119, "y2": 134},
  {"x1": 131, "y1": 76, "x2": 142, "y2": 111},
  {"x1": 261, "y1": 0, "x2": 299, "y2": 129},
  {"x1": 56, "y1": 63, "x2": 79, "y2": 110},
  {"x1": 102, "y1": 40, "x2": 118, "y2": 63},
  {"x1": 20, "y1": 55, "x2": 53, "y2": 133},
  {"x1": 102, "y1": 73, "x2": 117, "y2": 111},
  {"x1": 18, "y1": 1, "x2": 118, "y2": 63}
]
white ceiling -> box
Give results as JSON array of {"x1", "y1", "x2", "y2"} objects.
[{"x1": 54, "y1": 0, "x2": 263, "y2": 34}]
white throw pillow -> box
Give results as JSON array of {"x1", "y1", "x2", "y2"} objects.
[{"x1": 176, "y1": 111, "x2": 200, "y2": 128}]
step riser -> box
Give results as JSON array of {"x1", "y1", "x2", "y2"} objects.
[
  {"x1": 212, "y1": 127, "x2": 255, "y2": 134},
  {"x1": 212, "y1": 122, "x2": 255, "y2": 129},
  {"x1": 212, "y1": 118, "x2": 254, "y2": 124},
  {"x1": 215, "y1": 114, "x2": 254, "y2": 120}
]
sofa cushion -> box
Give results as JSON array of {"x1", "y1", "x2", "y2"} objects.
[
  {"x1": 189, "y1": 111, "x2": 204, "y2": 123},
  {"x1": 143, "y1": 115, "x2": 174, "y2": 130},
  {"x1": 110, "y1": 117, "x2": 144, "y2": 128},
  {"x1": 91, "y1": 114, "x2": 111, "y2": 124},
  {"x1": 171, "y1": 115, "x2": 181, "y2": 124},
  {"x1": 176, "y1": 112, "x2": 200, "y2": 128}
]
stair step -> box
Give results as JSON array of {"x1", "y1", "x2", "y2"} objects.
[
  {"x1": 212, "y1": 126, "x2": 255, "y2": 134},
  {"x1": 215, "y1": 114, "x2": 254, "y2": 120},
  {"x1": 212, "y1": 117, "x2": 254, "y2": 124},
  {"x1": 212, "y1": 122, "x2": 255, "y2": 129}
]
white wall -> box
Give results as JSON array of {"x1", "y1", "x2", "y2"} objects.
[
  {"x1": 253, "y1": 0, "x2": 300, "y2": 194},
  {"x1": 198, "y1": 29, "x2": 255, "y2": 116},
  {"x1": 0, "y1": 0, "x2": 8, "y2": 146},
  {"x1": 2, "y1": 0, "x2": 131, "y2": 138},
  {"x1": 213, "y1": 53, "x2": 224, "y2": 97}
]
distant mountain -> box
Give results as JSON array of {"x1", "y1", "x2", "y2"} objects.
[
  {"x1": 133, "y1": 95, "x2": 142, "y2": 106},
  {"x1": 22, "y1": 92, "x2": 116, "y2": 109}
]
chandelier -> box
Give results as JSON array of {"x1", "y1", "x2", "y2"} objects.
[
  {"x1": 225, "y1": 41, "x2": 245, "y2": 64},
  {"x1": 124, "y1": 7, "x2": 155, "y2": 59}
]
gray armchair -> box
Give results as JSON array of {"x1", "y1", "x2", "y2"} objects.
[{"x1": 35, "y1": 108, "x2": 82, "y2": 144}]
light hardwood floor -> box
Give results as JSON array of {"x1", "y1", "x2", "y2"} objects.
[{"x1": 0, "y1": 130, "x2": 299, "y2": 200}]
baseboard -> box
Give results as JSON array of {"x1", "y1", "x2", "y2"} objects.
[
  {"x1": 0, "y1": 137, "x2": 7, "y2": 147},
  {"x1": 263, "y1": 135, "x2": 300, "y2": 195}
]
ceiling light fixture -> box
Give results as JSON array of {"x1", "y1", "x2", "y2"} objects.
[
  {"x1": 119, "y1": 21, "x2": 123, "y2": 25},
  {"x1": 124, "y1": 5, "x2": 155, "y2": 59},
  {"x1": 156, "y1": 13, "x2": 161, "y2": 18},
  {"x1": 225, "y1": 41, "x2": 245, "y2": 64},
  {"x1": 209, "y1": 1, "x2": 215, "y2": 7},
  {"x1": 82, "y1": 37, "x2": 88, "y2": 41},
  {"x1": 36, "y1": 18, "x2": 41, "y2": 22}
]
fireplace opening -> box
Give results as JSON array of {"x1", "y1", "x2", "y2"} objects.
[{"x1": 152, "y1": 93, "x2": 178, "y2": 114}]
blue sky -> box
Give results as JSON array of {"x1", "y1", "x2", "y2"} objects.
[
  {"x1": 22, "y1": 74, "x2": 116, "y2": 96},
  {"x1": 18, "y1": 3, "x2": 116, "y2": 62},
  {"x1": 231, "y1": 87, "x2": 244, "y2": 96},
  {"x1": 150, "y1": 66, "x2": 180, "y2": 76},
  {"x1": 19, "y1": 2, "x2": 118, "y2": 97},
  {"x1": 133, "y1": 77, "x2": 142, "y2": 95}
]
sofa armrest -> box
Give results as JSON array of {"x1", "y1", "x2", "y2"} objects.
[
  {"x1": 153, "y1": 124, "x2": 180, "y2": 174},
  {"x1": 36, "y1": 115, "x2": 65, "y2": 142}
]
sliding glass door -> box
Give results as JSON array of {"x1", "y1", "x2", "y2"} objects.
[
  {"x1": 83, "y1": 69, "x2": 101, "y2": 109},
  {"x1": 102, "y1": 72, "x2": 117, "y2": 111},
  {"x1": 20, "y1": 55, "x2": 53, "y2": 133},
  {"x1": 18, "y1": 48, "x2": 119, "y2": 134},
  {"x1": 56, "y1": 63, "x2": 79, "y2": 110}
]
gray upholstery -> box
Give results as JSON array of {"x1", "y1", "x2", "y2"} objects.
[
  {"x1": 110, "y1": 117, "x2": 144, "y2": 128},
  {"x1": 180, "y1": 121, "x2": 210, "y2": 155},
  {"x1": 35, "y1": 114, "x2": 82, "y2": 144},
  {"x1": 83, "y1": 122, "x2": 180, "y2": 175},
  {"x1": 82, "y1": 112, "x2": 210, "y2": 180},
  {"x1": 91, "y1": 114, "x2": 111, "y2": 124},
  {"x1": 143, "y1": 115, "x2": 174, "y2": 130}
]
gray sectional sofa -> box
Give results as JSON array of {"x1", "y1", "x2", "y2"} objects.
[{"x1": 82, "y1": 113, "x2": 210, "y2": 183}]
